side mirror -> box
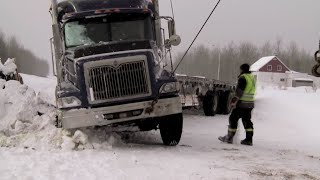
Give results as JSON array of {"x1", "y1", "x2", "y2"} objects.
[
  {"x1": 165, "y1": 19, "x2": 181, "y2": 47},
  {"x1": 168, "y1": 34, "x2": 181, "y2": 46}
]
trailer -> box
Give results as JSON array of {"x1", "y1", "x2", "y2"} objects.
[{"x1": 176, "y1": 74, "x2": 236, "y2": 116}]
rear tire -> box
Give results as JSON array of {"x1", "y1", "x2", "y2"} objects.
[
  {"x1": 217, "y1": 91, "x2": 233, "y2": 114},
  {"x1": 203, "y1": 91, "x2": 219, "y2": 116},
  {"x1": 159, "y1": 113, "x2": 183, "y2": 146}
]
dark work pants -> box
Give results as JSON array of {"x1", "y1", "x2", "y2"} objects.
[{"x1": 229, "y1": 108, "x2": 253, "y2": 132}]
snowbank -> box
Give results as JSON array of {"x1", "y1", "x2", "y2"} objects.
[
  {"x1": 0, "y1": 78, "x2": 123, "y2": 151},
  {"x1": 0, "y1": 80, "x2": 59, "y2": 150},
  {"x1": 0, "y1": 58, "x2": 17, "y2": 75},
  {"x1": 0, "y1": 80, "x2": 6, "y2": 119},
  {"x1": 20, "y1": 74, "x2": 57, "y2": 106}
]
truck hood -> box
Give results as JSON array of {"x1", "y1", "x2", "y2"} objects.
[{"x1": 65, "y1": 40, "x2": 156, "y2": 59}]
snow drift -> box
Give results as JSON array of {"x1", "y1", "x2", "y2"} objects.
[
  {"x1": 0, "y1": 79, "x2": 124, "y2": 151},
  {"x1": 0, "y1": 80, "x2": 58, "y2": 150},
  {"x1": 0, "y1": 58, "x2": 17, "y2": 76}
]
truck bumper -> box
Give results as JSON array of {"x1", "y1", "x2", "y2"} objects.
[{"x1": 58, "y1": 97, "x2": 182, "y2": 129}]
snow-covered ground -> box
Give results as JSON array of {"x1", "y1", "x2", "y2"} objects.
[{"x1": 0, "y1": 75, "x2": 320, "y2": 180}]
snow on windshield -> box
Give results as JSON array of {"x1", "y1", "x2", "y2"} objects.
[
  {"x1": 64, "y1": 22, "x2": 95, "y2": 48},
  {"x1": 64, "y1": 16, "x2": 151, "y2": 48}
]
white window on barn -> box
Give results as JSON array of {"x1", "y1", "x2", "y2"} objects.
[
  {"x1": 277, "y1": 65, "x2": 282, "y2": 71},
  {"x1": 267, "y1": 65, "x2": 272, "y2": 71}
]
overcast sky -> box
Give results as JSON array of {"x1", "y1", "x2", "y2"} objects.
[{"x1": 0, "y1": 0, "x2": 319, "y2": 66}]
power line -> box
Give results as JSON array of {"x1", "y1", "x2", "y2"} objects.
[{"x1": 173, "y1": 0, "x2": 223, "y2": 73}]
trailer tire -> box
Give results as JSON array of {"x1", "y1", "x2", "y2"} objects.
[
  {"x1": 203, "y1": 91, "x2": 219, "y2": 116},
  {"x1": 55, "y1": 115, "x2": 62, "y2": 128},
  {"x1": 218, "y1": 91, "x2": 233, "y2": 114},
  {"x1": 159, "y1": 113, "x2": 183, "y2": 146}
]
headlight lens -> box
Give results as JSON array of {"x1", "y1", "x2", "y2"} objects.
[
  {"x1": 57, "y1": 96, "x2": 81, "y2": 108},
  {"x1": 160, "y1": 82, "x2": 179, "y2": 93}
]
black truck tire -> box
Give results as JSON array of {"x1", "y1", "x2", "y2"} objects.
[
  {"x1": 217, "y1": 91, "x2": 233, "y2": 114},
  {"x1": 159, "y1": 113, "x2": 183, "y2": 146},
  {"x1": 203, "y1": 91, "x2": 219, "y2": 116}
]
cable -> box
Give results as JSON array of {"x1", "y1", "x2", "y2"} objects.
[
  {"x1": 170, "y1": 0, "x2": 175, "y2": 20},
  {"x1": 146, "y1": 0, "x2": 223, "y2": 113},
  {"x1": 173, "y1": 0, "x2": 222, "y2": 73}
]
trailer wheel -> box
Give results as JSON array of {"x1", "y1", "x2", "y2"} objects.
[
  {"x1": 218, "y1": 91, "x2": 233, "y2": 114},
  {"x1": 159, "y1": 113, "x2": 183, "y2": 146},
  {"x1": 55, "y1": 115, "x2": 62, "y2": 128},
  {"x1": 203, "y1": 92, "x2": 219, "y2": 116}
]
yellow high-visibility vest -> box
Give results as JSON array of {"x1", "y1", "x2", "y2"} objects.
[{"x1": 239, "y1": 74, "x2": 256, "y2": 102}]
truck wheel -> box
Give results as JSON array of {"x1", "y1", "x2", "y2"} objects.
[
  {"x1": 203, "y1": 92, "x2": 219, "y2": 116},
  {"x1": 218, "y1": 91, "x2": 233, "y2": 114},
  {"x1": 159, "y1": 113, "x2": 183, "y2": 146},
  {"x1": 223, "y1": 92, "x2": 233, "y2": 114}
]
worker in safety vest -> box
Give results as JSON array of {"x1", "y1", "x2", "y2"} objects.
[{"x1": 218, "y1": 63, "x2": 256, "y2": 146}]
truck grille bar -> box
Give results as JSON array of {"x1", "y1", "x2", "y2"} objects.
[{"x1": 86, "y1": 60, "x2": 151, "y2": 103}]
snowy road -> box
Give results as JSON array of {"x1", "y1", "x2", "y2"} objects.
[
  {"x1": 0, "y1": 75, "x2": 320, "y2": 180},
  {"x1": 0, "y1": 113, "x2": 319, "y2": 180}
]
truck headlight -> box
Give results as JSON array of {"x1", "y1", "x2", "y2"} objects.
[
  {"x1": 160, "y1": 82, "x2": 179, "y2": 93},
  {"x1": 57, "y1": 96, "x2": 81, "y2": 108}
]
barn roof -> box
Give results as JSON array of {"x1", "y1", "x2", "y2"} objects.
[{"x1": 250, "y1": 56, "x2": 291, "y2": 72}]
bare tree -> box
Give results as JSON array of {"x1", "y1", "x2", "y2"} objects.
[
  {"x1": 0, "y1": 31, "x2": 49, "y2": 77},
  {"x1": 174, "y1": 39, "x2": 314, "y2": 83},
  {"x1": 260, "y1": 41, "x2": 273, "y2": 56},
  {"x1": 0, "y1": 31, "x2": 8, "y2": 62}
]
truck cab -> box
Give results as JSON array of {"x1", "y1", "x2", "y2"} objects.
[{"x1": 50, "y1": 0, "x2": 183, "y2": 146}]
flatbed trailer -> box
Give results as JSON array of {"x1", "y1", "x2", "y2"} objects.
[{"x1": 176, "y1": 74, "x2": 236, "y2": 116}]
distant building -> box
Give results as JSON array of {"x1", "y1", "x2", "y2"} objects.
[
  {"x1": 250, "y1": 56, "x2": 290, "y2": 73},
  {"x1": 250, "y1": 56, "x2": 316, "y2": 88}
]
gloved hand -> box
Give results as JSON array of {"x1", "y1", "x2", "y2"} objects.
[{"x1": 230, "y1": 97, "x2": 239, "y2": 108}]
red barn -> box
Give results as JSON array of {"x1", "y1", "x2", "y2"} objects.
[
  {"x1": 250, "y1": 56, "x2": 316, "y2": 88},
  {"x1": 250, "y1": 56, "x2": 292, "y2": 87},
  {"x1": 250, "y1": 56, "x2": 290, "y2": 73}
]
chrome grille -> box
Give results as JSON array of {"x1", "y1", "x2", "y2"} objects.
[{"x1": 87, "y1": 60, "x2": 150, "y2": 103}]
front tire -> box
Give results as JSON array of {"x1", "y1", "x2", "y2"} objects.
[{"x1": 159, "y1": 113, "x2": 183, "y2": 146}]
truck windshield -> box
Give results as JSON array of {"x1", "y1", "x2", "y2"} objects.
[{"x1": 64, "y1": 15, "x2": 154, "y2": 48}]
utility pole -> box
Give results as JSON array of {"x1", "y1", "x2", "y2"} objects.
[{"x1": 211, "y1": 43, "x2": 221, "y2": 80}]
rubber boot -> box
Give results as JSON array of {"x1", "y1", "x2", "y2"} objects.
[
  {"x1": 241, "y1": 131, "x2": 253, "y2": 146},
  {"x1": 218, "y1": 127, "x2": 236, "y2": 144}
]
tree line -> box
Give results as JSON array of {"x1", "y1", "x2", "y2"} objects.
[
  {"x1": 0, "y1": 30, "x2": 49, "y2": 77},
  {"x1": 174, "y1": 39, "x2": 316, "y2": 83}
]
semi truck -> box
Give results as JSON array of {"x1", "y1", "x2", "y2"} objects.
[
  {"x1": 50, "y1": 0, "x2": 184, "y2": 146},
  {"x1": 49, "y1": 0, "x2": 235, "y2": 146}
]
